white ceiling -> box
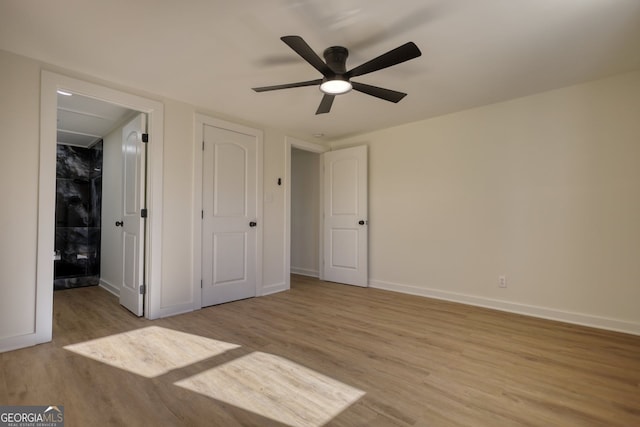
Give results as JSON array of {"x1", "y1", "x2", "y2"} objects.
[
  {"x1": 57, "y1": 92, "x2": 134, "y2": 147},
  {"x1": 1, "y1": 0, "x2": 639, "y2": 141}
]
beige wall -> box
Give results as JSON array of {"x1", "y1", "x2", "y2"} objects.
[
  {"x1": 160, "y1": 99, "x2": 196, "y2": 309},
  {"x1": 262, "y1": 126, "x2": 288, "y2": 292},
  {"x1": 0, "y1": 49, "x2": 40, "y2": 340},
  {"x1": 333, "y1": 70, "x2": 640, "y2": 333}
]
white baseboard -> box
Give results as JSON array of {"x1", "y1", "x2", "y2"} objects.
[
  {"x1": 99, "y1": 279, "x2": 119, "y2": 297},
  {"x1": 369, "y1": 279, "x2": 640, "y2": 336},
  {"x1": 290, "y1": 267, "x2": 319, "y2": 277},
  {"x1": 0, "y1": 333, "x2": 39, "y2": 353},
  {"x1": 155, "y1": 283, "x2": 289, "y2": 318},
  {"x1": 157, "y1": 303, "x2": 196, "y2": 318},
  {"x1": 262, "y1": 282, "x2": 288, "y2": 296}
]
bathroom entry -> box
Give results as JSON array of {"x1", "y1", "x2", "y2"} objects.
[
  {"x1": 54, "y1": 92, "x2": 144, "y2": 313},
  {"x1": 54, "y1": 141, "x2": 104, "y2": 289}
]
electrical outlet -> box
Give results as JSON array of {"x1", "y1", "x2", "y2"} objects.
[{"x1": 499, "y1": 275, "x2": 507, "y2": 288}]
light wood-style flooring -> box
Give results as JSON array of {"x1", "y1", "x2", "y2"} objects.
[{"x1": 1, "y1": 275, "x2": 639, "y2": 426}]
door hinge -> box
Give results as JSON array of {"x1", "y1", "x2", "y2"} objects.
[
  {"x1": 200, "y1": 280, "x2": 203, "y2": 288},
  {"x1": 201, "y1": 210, "x2": 204, "y2": 219},
  {"x1": 202, "y1": 140, "x2": 205, "y2": 151},
  {"x1": 141, "y1": 208, "x2": 148, "y2": 218},
  {"x1": 142, "y1": 133, "x2": 149, "y2": 143},
  {"x1": 139, "y1": 284, "x2": 146, "y2": 295}
]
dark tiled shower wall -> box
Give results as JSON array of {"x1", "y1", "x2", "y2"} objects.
[{"x1": 54, "y1": 142, "x2": 103, "y2": 290}]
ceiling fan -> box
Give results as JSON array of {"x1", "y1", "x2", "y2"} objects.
[{"x1": 252, "y1": 35, "x2": 422, "y2": 114}]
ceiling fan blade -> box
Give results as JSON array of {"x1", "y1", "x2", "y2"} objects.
[
  {"x1": 252, "y1": 79, "x2": 322, "y2": 92},
  {"x1": 281, "y1": 35, "x2": 333, "y2": 77},
  {"x1": 316, "y1": 94, "x2": 335, "y2": 114},
  {"x1": 346, "y1": 42, "x2": 421, "y2": 79},
  {"x1": 351, "y1": 81, "x2": 407, "y2": 103}
]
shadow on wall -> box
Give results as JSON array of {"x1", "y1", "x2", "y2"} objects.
[{"x1": 54, "y1": 142, "x2": 103, "y2": 290}]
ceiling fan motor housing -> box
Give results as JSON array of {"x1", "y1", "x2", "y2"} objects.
[{"x1": 323, "y1": 46, "x2": 349, "y2": 75}]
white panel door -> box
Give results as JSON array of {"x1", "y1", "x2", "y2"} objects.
[
  {"x1": 202, "y1": 124, "x2": 258, "y2": 306},
  {"x1": 323, "y1": 145, "x2": 368, "y2": 286},
  {"x1": 119, "y1": 113, "x2": 146, "y2": 316}
]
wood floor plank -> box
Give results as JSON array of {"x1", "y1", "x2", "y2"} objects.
[{"x1": 1, "y1": 276, "x2": 639, "y2": 426}]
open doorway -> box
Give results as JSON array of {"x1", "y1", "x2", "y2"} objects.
[
  {"x1": 54, "y1": 92, "x2": 137, "y2": 291},
  {"x1": 33, "y1": 71, "x2": 165, "y2": 347},
  {"x1": 284, "y1": 137, "x2": 327, "y2": 290},
  {"x1": 290, "y1": 147, "x2": 321, "y2": 277},
  {"x1": 286, "y1": 139, "x2": 369, "y2": 289}
]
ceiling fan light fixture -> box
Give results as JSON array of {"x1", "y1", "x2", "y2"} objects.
[
  {"x1": 253, "y1": 36, "x2": 422, "y2": 114},
  {"x1": 320, "y1": 79, "x2": 352, "y2": 95}
]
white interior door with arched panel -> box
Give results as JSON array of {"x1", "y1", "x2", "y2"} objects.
[
  {"x1": 119, "y1": 113, "x2": 147, "y2": 316},
  {"x1": 323, "y1": 145, "x2": 368, "y2": 287},
  {"x1": 196, "y1": 117, "x2": 263, "y2": 307}
]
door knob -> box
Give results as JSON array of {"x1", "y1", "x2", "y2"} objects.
[
  {"x1": 115, "y1": 221, "x2": 124, "y2": 227},
  {"x1": 249, "y1": 221, "x2": 257, "y2": 227},
  {"x1": 358, "y1": 220, "x2": 367, "y2": 225}
]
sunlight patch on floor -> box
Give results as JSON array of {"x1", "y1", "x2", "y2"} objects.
[
  {"x1": 64, "y1": 326, "x2": 240, "y2": 378},
  {"x1": 174, "y1": 351, "x2": 365, "y2": 427}
]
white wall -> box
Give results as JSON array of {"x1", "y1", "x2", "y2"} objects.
[
  {"x1": 290, "y1": 148, "x2": 320, "y2": 277},
  {"x1": 160, "y1": 100, "x2": 196, "y2": 311},
  {"x1": 261, "y1": 126, "x2": 288, "y2": 294},
  {"x1": 0, "y1": 49, "x2": 40, "y2": 342},
  {"x1": 99, "y1": 123, "x2": 124, "y2": 295},
  {"x1": 0, "y1": 49, "x2": 290, "y2": 351},
  {"x1": 332, "y1": 70, "x2": 640, "y2": 334}
]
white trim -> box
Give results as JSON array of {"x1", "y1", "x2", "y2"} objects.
[
  {"x1": 193, "y1": 114, "x2": 264, "y2": 307},
  {"x1": 157, "y1": 303, "x2": 197, "y2": 318},
  {"x1": 369, "y1": 279, "x2": 640, "y2": 336},
  {"x1": 262, "y1": 282, "x2": 288, "y2": 296},
  {"x1": 0, "y1": 334, "x2": 43, "y2": 354},
  {"x1": 192, "y1": 115, "x2": 204, "y2": 311},
  {"x1": 318, "y1": 152, "x2": 325, "y2": 281},
  {"x1": 290, "y1": 267, "x2": 319, "y2": 278},
  {"x1": 99, "y1": 279, "x2": 120, "y2": 297},
  {"x1": 36, "y1": 71, "x2": 164, "y2": 350},
  {"x1": 285, "y1": 137, "x2": 328, "y2": 290},
  {"x1": 287, "y1": 137, "x2": 329, "y2": 154}
]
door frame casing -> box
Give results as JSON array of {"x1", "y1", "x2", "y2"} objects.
[
  {"x1": 284, "y1": 137, "x2": 328, "y2": 290},
  {"x1": 192, "y1": 114, "x2": 264, "y2": 309},
  {"x1": 37, "y1": 71, "x2": 164, "y2": 344}
]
